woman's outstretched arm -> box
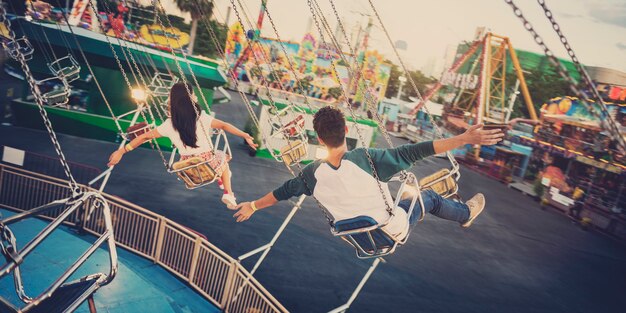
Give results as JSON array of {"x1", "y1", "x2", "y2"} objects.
[
  {"x1": 107, "y1": 129, "x2": 162, "y2": 167},
  {"x1": 211, "y1": 118, "x2": 258, "y2": 150}
]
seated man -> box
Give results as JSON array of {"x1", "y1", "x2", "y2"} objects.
[{"x1": 234, "y1": 107, "x2": 504, "y2": 240}]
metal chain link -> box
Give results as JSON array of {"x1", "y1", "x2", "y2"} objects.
[
  {"x1": 85, "y1": 0, "x2": 170, "y2": 169},
  {"x1": 318, "y1": 0, "x2": 396, "y2": 150},
  {"x1": 365, "y1": 0, "x2": 447, "y2": 141},
  {"x1": 152, "y1": 0, "x2": 212, "y2": 114},
  {"x1": 1, "y1": 2, "x2": 81, "y2": 195},
  {"x1": 195, "y1": 0, "x2": 324, "y2": 212},
  {"x1": 307, "y1": 0, "x2": 394, "y2": 216},
  {"x1": 533, "y1": 0, "x2": 625, "y2": 152}
]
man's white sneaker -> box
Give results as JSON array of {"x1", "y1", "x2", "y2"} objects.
[
  {"x1": 461, "y1": 193, "x2": 485, "y2": 228},
  {"x1": 222, "y1": 193, "x2": 237, "y2": 210}
]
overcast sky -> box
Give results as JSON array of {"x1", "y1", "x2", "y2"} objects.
[{"x1": 156, "y1": 0, "x2": 626, "y2": 73}]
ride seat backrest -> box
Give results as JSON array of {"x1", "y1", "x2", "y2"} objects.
[
  {"x1": 126, "y1": 122, "x2": 151, "y2": 140},
  {"x1": 172, "y1": 157, "x2": 217, "y2": 188},
  {"x1": 280, "y1": 140, "x2": 307, "y2": 166},
  {"x1": 419, "y1": 168, "x2": 457, "y2": 197},
  {"x1": 334, "y1": 216, "x2": 395, "y2": 254}
]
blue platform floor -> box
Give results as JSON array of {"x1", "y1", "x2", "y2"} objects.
[{"x1": 0, "y1": 209, "x2": 219, "y2": 313}]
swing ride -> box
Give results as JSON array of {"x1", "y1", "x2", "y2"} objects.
[
  {"x1": 1, "y1": 0, "x2": 625, "y2": 312},
  {"x1": 5, "y1": 0, "x2": 227, "y2": 148}
]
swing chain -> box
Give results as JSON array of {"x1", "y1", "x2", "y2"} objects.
[
  {"x1": 307, "y1": 0, "x2": 394, "y2": 217},
  {"x1": 365, "y1": 0, "x2": 446, "y2": 141},
  {"x1": 315, "y1": 0, "x2": 396, "y2": 151},
  {"x1": 504, "y1": 0, "x2": 625, "y2": 152},
  {"x1": 224, "y1": 0, "x2": 333, "y2": 220},
  {"x1": 86, "y1": 0, "x2": 170, "y2": 168},
  {"x1": 1, "y1": 2, "x2": 81, "y2": 195},
  {"x1": 263, "y1": 5, "x2": 317, "y2": 112},
  {"x1": 0, "y1": 222, "x2": 17, "y2": 259}
]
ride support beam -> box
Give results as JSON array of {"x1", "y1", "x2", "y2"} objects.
[
  {"x1": 506, "y1": 38, "x2": 538, "y2": 120},
  {"x1": 409, "y1": 39, "x2": 483, "y2": 116}
]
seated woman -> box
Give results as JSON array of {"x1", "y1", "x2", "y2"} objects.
[{"x1": 107, "y1": 82, "x2": 257, "y2": 209}]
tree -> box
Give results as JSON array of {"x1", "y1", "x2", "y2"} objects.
[
  {"x1": 384, "y1": 59, "x2": 435, "y2": 101},
  {"x1": 506, "y1": 70, "x2": 571, "y2": 119},
  {"x1": 174, "y1": 0, "x2": 214, "y2": 55}
]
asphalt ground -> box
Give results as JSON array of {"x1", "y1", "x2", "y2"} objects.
[{"x1": 1, "y1": 92, "x2": 625, "y2": 313}]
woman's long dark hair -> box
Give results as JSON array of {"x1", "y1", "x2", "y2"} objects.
[{"x1": 169, "y1": 82, "x2": 202, "y2": 148}]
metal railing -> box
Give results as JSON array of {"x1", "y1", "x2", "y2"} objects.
[
  {"x1": 1, "y1": 146, "x2": 103, "y2": 187},
  {"x1": 0, "y1": 164, "x2": 288, "y2": 313}
]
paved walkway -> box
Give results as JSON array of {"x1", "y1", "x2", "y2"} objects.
[{"x1": 2, "y1": 92, "x2": 626, "y2": 312}]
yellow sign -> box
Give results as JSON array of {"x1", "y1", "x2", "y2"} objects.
[{"x1": 139, "y1": 24, "x2": 189, "y2": 49}]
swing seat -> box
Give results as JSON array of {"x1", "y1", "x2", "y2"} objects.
[
  {"x1": 125, "y1": 122, "x2": 152, "y2": 140},
  {"x1": 280, "y1": 140, "x2": 307, "y2": 166},
  {"x1": 281, "y1": 115, "x2": 305, "y2": 138},
  {"x1": 333, "y1": 216, "x2": 397, "y2": 258},
  {"x1": 6, "y1": 37, "x2": 34, "y2": 61},
  {"x1": 37, "y1": 76, "x2": 71, "y2": 106},
  {"x1": 48, "y1": 55, "x2": 81, "y2": 82},
  {"x1": 148, "y1": 73, "x2": 179, "y2": 97},
  {"x1": 171, "y1": 157, "x2": 218, "y2": 189},
  {"x1": 419, "y1": 168, "x2": 458, "y2": 198}
]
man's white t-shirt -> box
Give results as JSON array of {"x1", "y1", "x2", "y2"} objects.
[{"x1": 156, "y1": 111, "x2": 214, "y2": 156}]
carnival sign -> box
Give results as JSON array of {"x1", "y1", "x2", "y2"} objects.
[
  {"x1": 139, "y1": 24, "x2": 189, "y2": 49},
  {"x1": 441, "y1": 72, "x2": 479, "y2": 90}
]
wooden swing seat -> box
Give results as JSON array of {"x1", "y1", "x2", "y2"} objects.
[{"x1": 172, "y1": 157, "x2": 218, "y2": 189}]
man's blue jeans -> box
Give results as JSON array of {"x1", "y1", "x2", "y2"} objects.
[{"x1": 398, "y1": 190, "x2": 470, "y2": 225}]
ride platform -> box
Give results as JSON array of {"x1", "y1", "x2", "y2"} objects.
[{"x1": 0, "y1": 209, "x2": 219, "y2": 313}]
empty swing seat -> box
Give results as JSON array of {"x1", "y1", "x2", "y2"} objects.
[
  {"x1": 37, "y1": 77, "x2": 70, "y2": 106},
  {"x1": 171, "y1": 157, "x2": 220, "y2": 189},
  {"x1": 148, "y1": 73, "x2": 179, "y2": 97},
  {"x1": 419, "y1": 168, "x2": 458, "y2": 198},
  {"x1": 333, "y1": 216, "x2": 397, "y2": 258},
  {"x1": 280, "y1": 115, "x2": 305, "y2": 138},
  {"x1": 280, "y1": 140, "x2": 307, "y2": 166},
  {"x1": 48, "y1": 55, "x2": 81, "y2": 82},
  {"x1": 6, "y1": 37, "x2": 35, "y2": 61},
  {"x1": 0, "y1": 275, "x2": 103, "y2": 313}
]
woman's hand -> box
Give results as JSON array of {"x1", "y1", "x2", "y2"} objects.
[
  {"x1": 107, "y1": 149, "x2": 125, "y2": 167},
  {"x1": 244, "y1": 134, "x2": 258, "y2": 150},
  {"x1": 462, "y1": 124, "x2": 505, "y2": 146}
]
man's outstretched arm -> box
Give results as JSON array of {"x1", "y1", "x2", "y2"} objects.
[
  {"x1": 433, "y1": 124, "x2": 503, "y2": 154},
  {"x1": 234, "y1": 192, "x2": 279, "y2": 222},
  {"x1": 233, "y1": 167, "x2": 317, "y2": 222},
  {"x1": 371, "y1": 124, "x2": 504, "y2": 180}
]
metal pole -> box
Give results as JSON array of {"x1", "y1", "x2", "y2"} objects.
[
  {"x1": 238, "y1": 194, "x2": 305, "y2": 275},
  {"x1": 228, "y1": 195, "x2": 305, "y2": 308},
  {"x1": 328, "y1": 258, "x2": 382, "y2": 313},
  {"x1": 505, "y1": 79, "x2": 521, "y2": 123}
]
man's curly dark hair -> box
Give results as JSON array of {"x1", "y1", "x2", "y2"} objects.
[{"x1": 313, "y1": 106, "x2": 346, "y2": 148}]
